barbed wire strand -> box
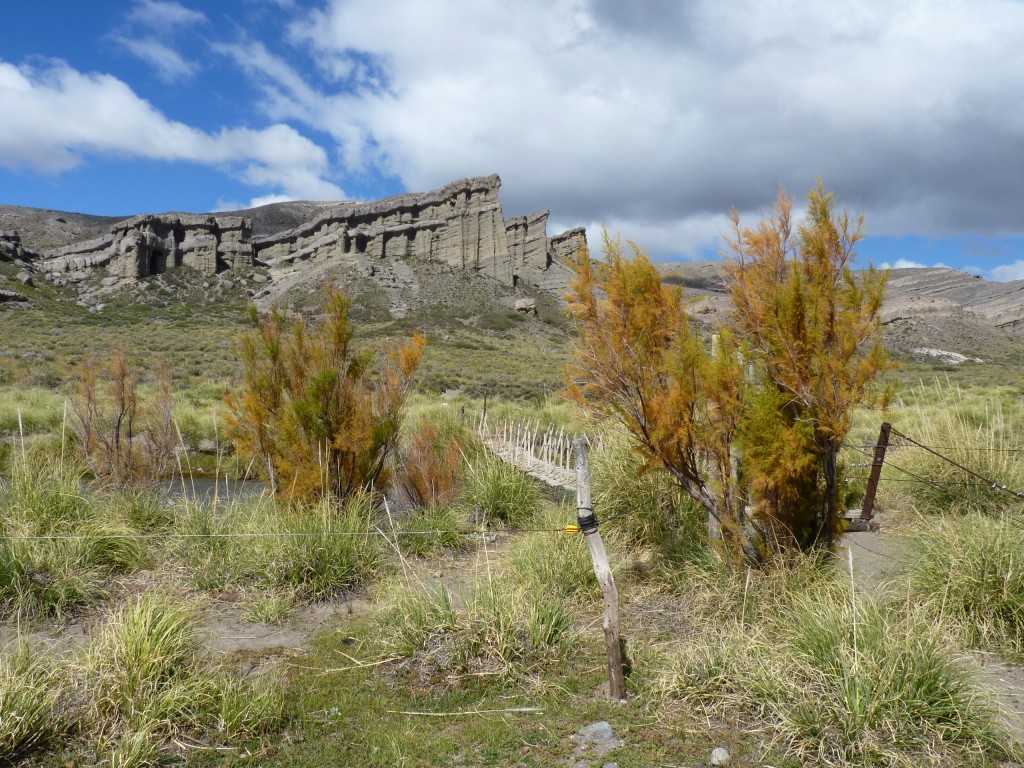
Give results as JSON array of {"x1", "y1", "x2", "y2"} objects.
[{"x1": 0, "y1": 526, "x2": 579, "y2": 543}]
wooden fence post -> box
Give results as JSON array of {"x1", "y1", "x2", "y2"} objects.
[
  {"x1": 860, "y1": 422, "x2": 891, "y2": 520},
  {"x1": 574, "y1": 438, "x2": 626, "y2": 700}
]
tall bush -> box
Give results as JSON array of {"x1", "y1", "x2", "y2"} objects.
[
  {"x1": 225, "y1": 287, "x2": 425, "y2": 502},
  {"x1": 71, "y1": 345, "x2": 175, "y2": 484},
  {"x1": 565, "y1": 183, "x2": 892, "y2": 559}
]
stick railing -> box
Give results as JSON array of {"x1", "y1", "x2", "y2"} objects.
[{"x1": 476, "y1": 416, "x2": 605, "y2": 472}]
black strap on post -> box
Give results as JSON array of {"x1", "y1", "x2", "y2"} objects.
[{"x1": 576, "y1": 506, "x2": 599, "y2": 534}]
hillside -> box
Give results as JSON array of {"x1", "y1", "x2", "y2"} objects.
[
  {"x1": 658, "y1": 261, "x2": 1024, "y2": 370},
  {"x1": 4, "y1": 179, "x2": 1024, "y2": 390}
]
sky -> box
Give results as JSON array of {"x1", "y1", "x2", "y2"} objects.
[{"x1": 3, "y1": 0, "x2": 1024, "y2": 279}]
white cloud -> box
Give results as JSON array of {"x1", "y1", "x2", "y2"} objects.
[
  {"x1": 248, "y1": 193, "x2": 295, "y2": 207},
  {"x1": 0, "y1": 59, "x2": 343, "y2": 201},
  {"x1": 126, "y1": 0, "x2": 206, "y2": 30},
  {"x1": 219, "y1": 0, "x2": 1024, "y2": 257},
  {"x1": 878, "y1": 259, "x2": 950, "y2": 270},
  {"x1": 990, "y1": 261, "x2": 1024, "y2": 282},
  {"x1": 111, "y1": 35, "x2": 198, "y2": 82},
  {"x1": 114, "y1": 1, "x2": 206, "y2": 82}
]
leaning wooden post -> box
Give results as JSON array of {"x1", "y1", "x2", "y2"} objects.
[
  {"x1": 860, "y1": 422, "x2": 891, "y2": 520},
  {"x1": 574, "y1": 438, "x2": 626, "y2": 700}
]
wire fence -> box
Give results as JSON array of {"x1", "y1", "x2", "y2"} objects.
[{"x1": 6, "y1": 416, "x2": 1024, "y2": 543}]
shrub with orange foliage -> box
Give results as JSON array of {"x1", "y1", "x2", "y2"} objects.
[
  {"x1": 724, "y1": 181, "x2": 893, "y2": 548},
  {"x1": 564, "y1": 231, "x2": 754, "y2": 560},
  {"x1": 225, "y1": 287, "x2": 425, "y2": 503},
  {"x1": 396, "y1": 420, "x2": 463, "y2": 507},
  {"x1": 71, "y1": 344, "x2": 175, "y2": 485},
  {"x1": 566, "y1": 182, "x2": 892, "y2": 558}
]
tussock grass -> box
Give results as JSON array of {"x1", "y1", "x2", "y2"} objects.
[
  {"x1": 85, "y1": 594, "x2": 212, "y2": 735},
  {"x1": 870, "y1": 381, "x2": 1024, "y2": 515},
  {"x1": 0, "y1": 385, "x2": 65, "y2": 436},
  {"x1": 591, "y1": 428, "x2": 709, "y2": 565},
  {"x1": 381, "y1": 581, "x2": 460, "y2": 657},
  {"x1": 81, "y1": 593, "x2": 284, "y2": 762},
  {"x1": 0, "y1": 644, "x2": 68, "y2": 762},
  {"x1": 175, "y1": 491, "x2": 387, "y2": 599},
  {"x1": 394, "y1": 503, "x2": 467, "y2": 558},
  {"x1": 461, "y1": 580, "x2": 575, "y2": 667},
  {"x1": 653, "y1": 559, "x2": 1011, "y2": 767},
  {"x1": 503, "y1": 505, "x2": 597, "y2": 599},
  {"x1": 0, "y1": 594, "x2": 284, "y2": 765},
  {"x1": 902, "y1": 512, "x2": 1024, "y2": 656},
  {"x1": 460, "y1": 453, "x2": 540, "y2": 528},
  {"x1": 379, "y1": 576, "x2": 577, "y2": 675},
  {"x1": 0, "y1": 455, "x2": 149, "y2": 618},
  {"x1": 243, "y1": 588, "x2": 297, "y2": 625}
]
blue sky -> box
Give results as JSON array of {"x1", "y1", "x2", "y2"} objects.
[{"x1": 3, "y1": 0, "x2": 1024, "y2": 279}]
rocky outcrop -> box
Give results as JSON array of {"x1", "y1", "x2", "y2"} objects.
[
  {"x1": 256, "y1": 176, "x2": 514, "y2": 281},
  {"x1": 39, "y1": 214, "x2": 253, "y2": 283},
  {"x1": 882, "y1": 268, "x2": 1024, "y2": 332},
  {"x1": 0, "y1": 230, "x2": 32, "y2": 262},
  {"x1": 253, "y1": 175, "x2": 583, "y2": 289},
  {"x1": 31, "y1": 176, "x2": 586, "y2": 292},
  {"x1": 0, "y1": 288, "x2": 28, "y2": 303}
]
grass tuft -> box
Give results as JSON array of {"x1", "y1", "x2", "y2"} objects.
[
  {"x1": 903, "y1": 512, "x2": 1024, "y2": 656},
  {"x1": 0, "y1": 454, "x2": 148, "y2": 618},
  {"x1": 175, "y1": 491, "x2": 387, "y2": 599},
  {"x1": 0, "y1": 644, "x2": 68, "y2": 762},
  {"x1": 655, "y1": 571, "x2": 1010, "y2": 766},
  {"x1": 461, "y1": 453, "x2": 540, "y2": 528}
]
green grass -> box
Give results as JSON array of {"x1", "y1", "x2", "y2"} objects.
[
  {"x1": 269, "y1": 617, "x2": 678, "y2": 768},
  {"x1": 80, "y1": 593, "x2": 284, "y2": 764},
  {"x1": 460, "y1": 453, "x2": 541, "y2": 528},
  {"x1": 503, "y1": 505, "x2": 598, "y2": 599},
  {"x1": 377, "y1": 574, "x2": 577, "y2": 677},
  {"x1": 0, "y1": 454, "x2": 148, "y2": 619},
  {"x1": 591, "y1": 427, "x2": 710, "y2": 565},
  {"x1": 174, "y1": 491, "x2": 388, "y2": 600},
  {"x1": 394, "y1": 503, "x2": 468, "y2": 559},
  {"x1": 0, "y1": 593, "x2": 284, "y2": 766},
  {"x1": 0, "y1": 644, "x2": 68, "y2": 762},
  {"x1": 653, "y1": 562, "x2": 1012, "y2": 767},
  {"x1": 902, "y1": 511, "x2": 1024, "y2": 657},
  {"x1": 0, "y1": 386, "x2": 65, "y2": 436}
]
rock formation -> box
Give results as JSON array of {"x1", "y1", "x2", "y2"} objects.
[
  {"x1": 0, "y1": 230, "x2": 31, "y2": 262},
  {"x1": 33, "y1": 175, "x2": 585, "y2": 292},
  {"x1": 252, "y1": 175, "x2": 584, "y2": 290},
  {"x1": 39, "y1": 214, "x2": 253, "y2": 284}
]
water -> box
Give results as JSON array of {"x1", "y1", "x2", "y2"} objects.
[{"x1": 160, "y1": 476, "x2": 268, "y2": 503}]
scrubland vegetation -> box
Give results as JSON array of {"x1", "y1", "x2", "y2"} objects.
[
  {"x1": 6, "y1": 370, "x2": 1024, "y2": 766},
  {"x1": 7, "y1": 188, "x2": 1024, "y2": 766}
]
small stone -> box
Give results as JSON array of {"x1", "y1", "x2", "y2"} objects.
[
  {"x1": 711, "y1": 746, "x2": 730, "y2": 766},
  {"x1": 602, "y1": 764, "x2": 620, "y2": 768},
  {"x1": 220, "y1": 279, "x2": 234, "y2": 290},
  {"x1": 250, "y1": 273, "x2": 268, "y2": 283},
  {"x1": 78, "y1": 293, "x2": 97, "y2": 307},
  {"x1": 101, "y1": 276, "x2": 119, "y2": 287},
  {"x1": 15, "y1": 271, "x2": 33, "y2": 286},
  {"x1": 574, "y1": 721, "x2": 615, "y2": 743}
]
